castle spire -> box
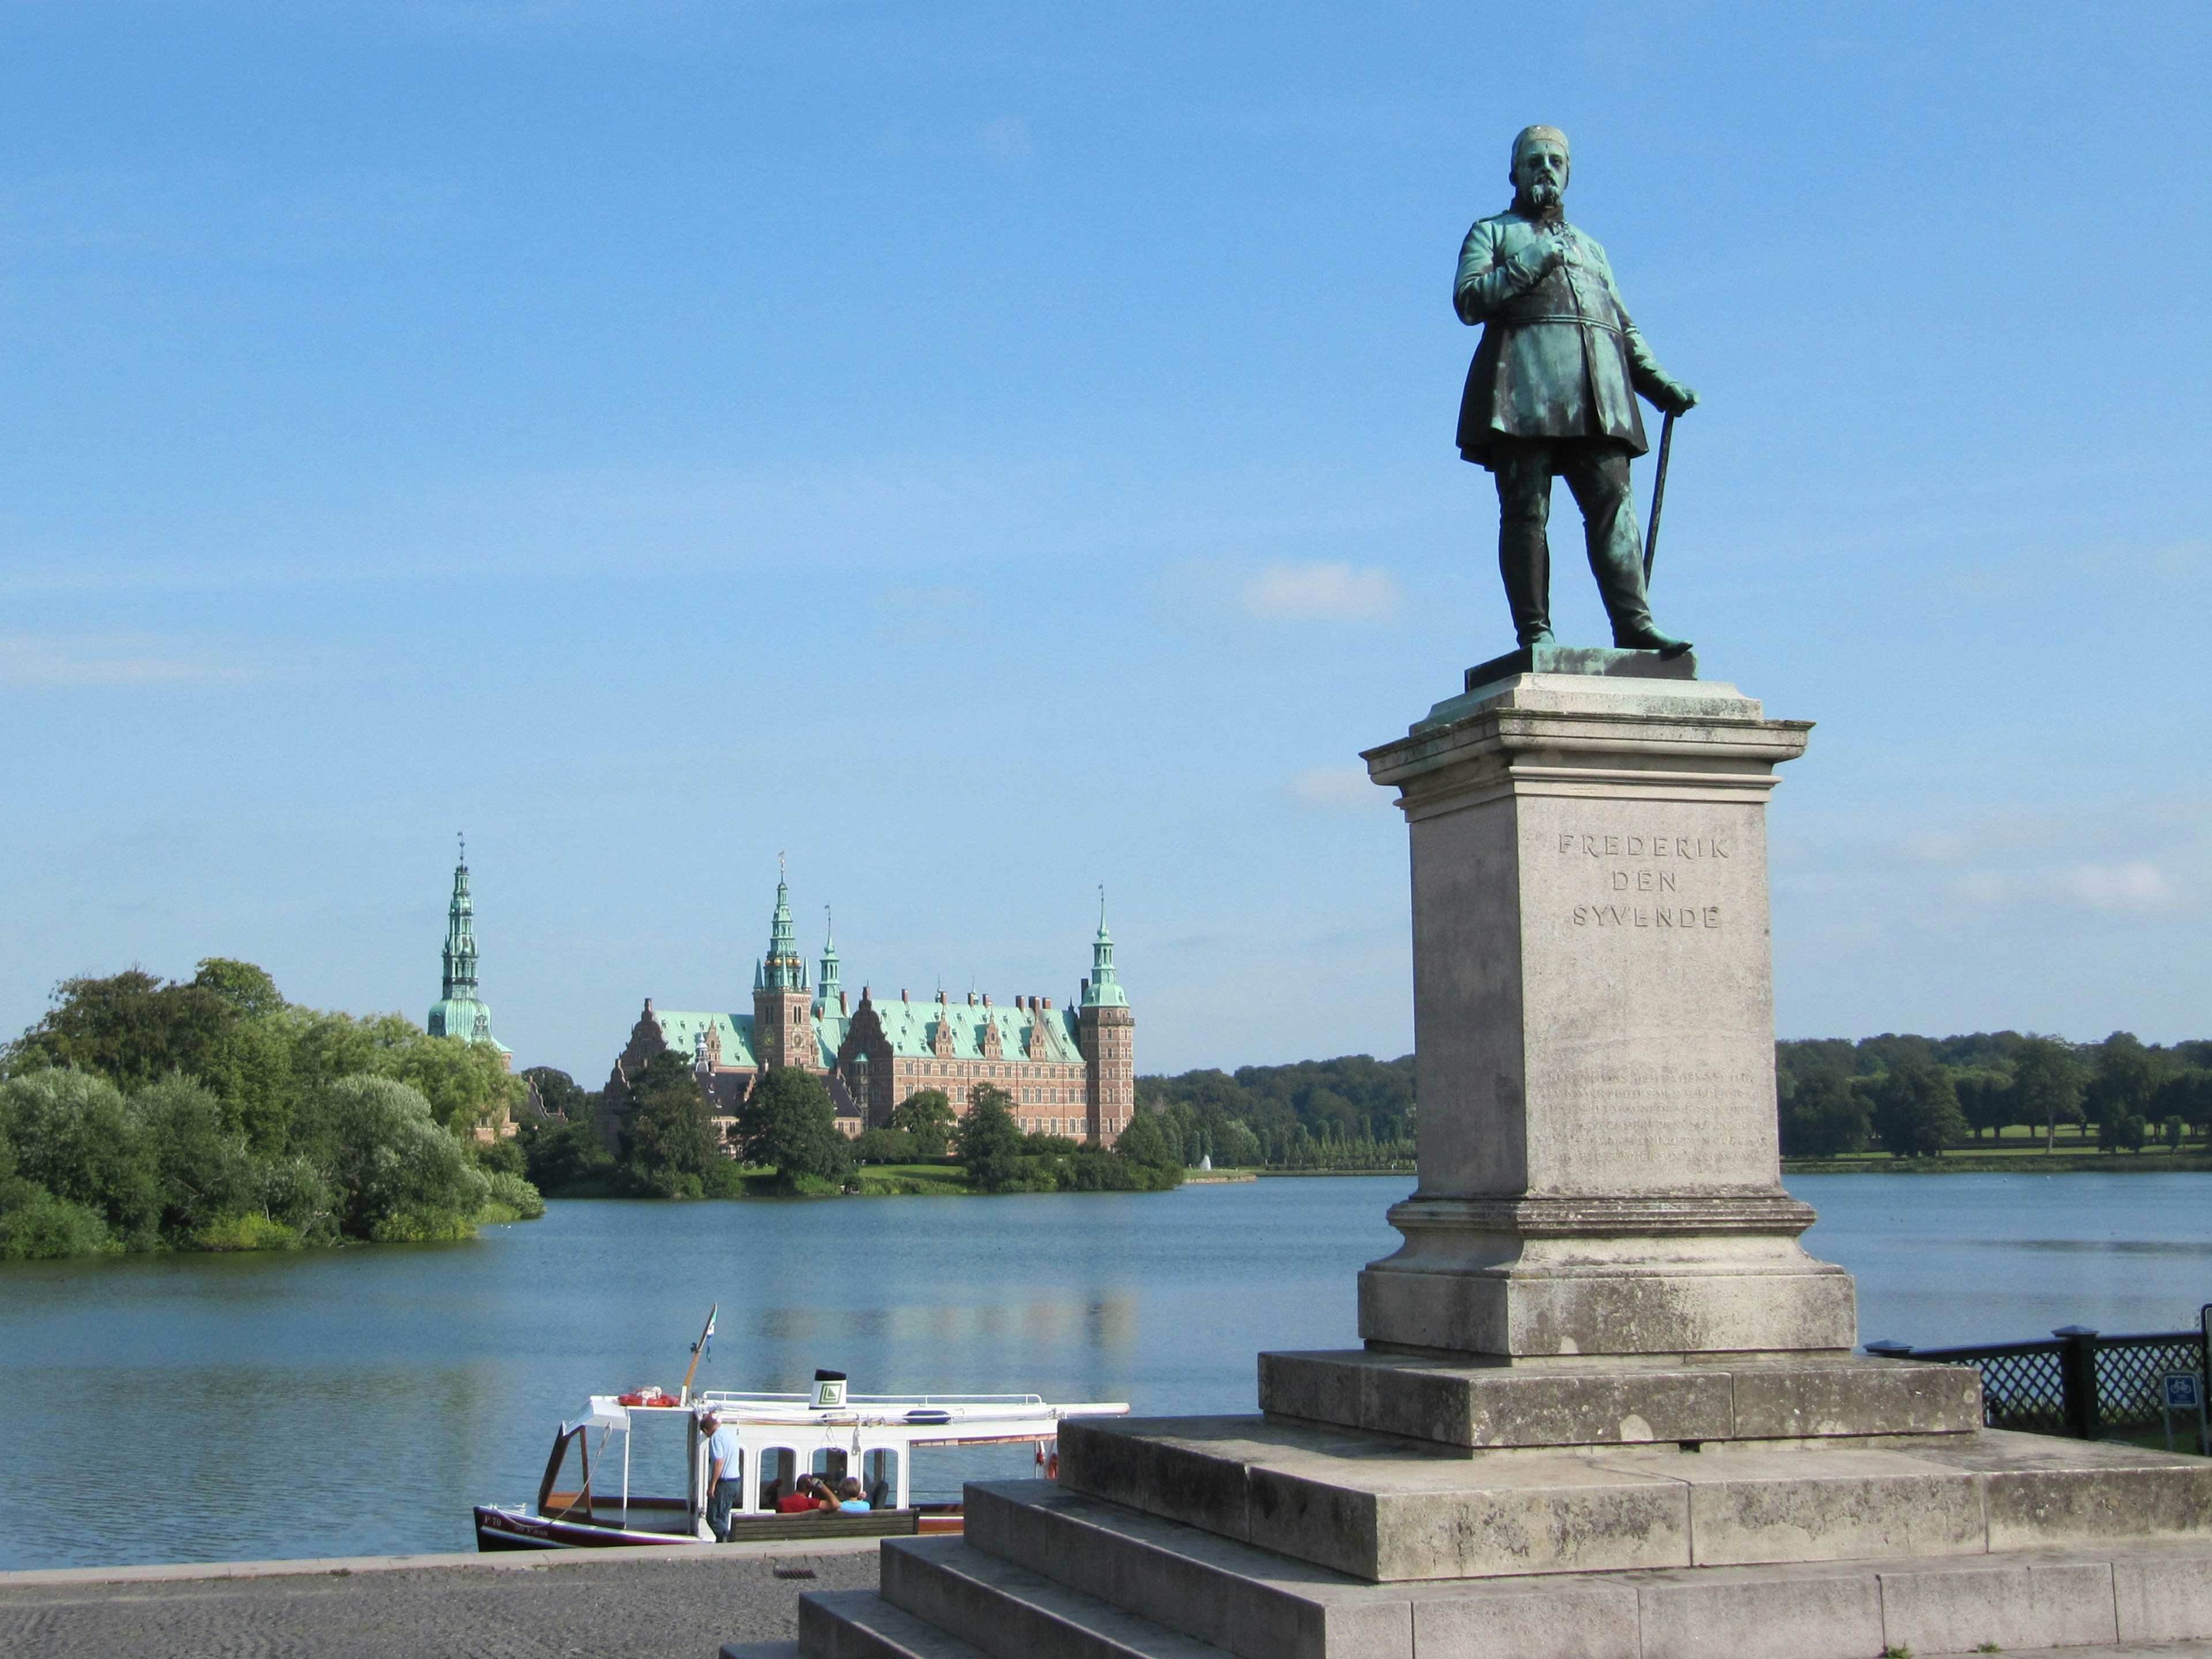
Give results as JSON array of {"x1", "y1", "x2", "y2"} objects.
[
  {"x1": 762, "y1": 865, "x2": 808, "y2": 991},
  {"x1": 427, "y1": 835, "x2": 509, "y2": 1062},
  {"x1": 442, "y1": 837, "x2": 478, "y2": 1001},
  {"x1": 1082, "y1": 884, "x2": 1127, "y2": 1007},
  {"x1": 816, "y1": 904, "x2": 842, "y2": 1010}
]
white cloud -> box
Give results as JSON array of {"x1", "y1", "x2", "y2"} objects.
[
  {"x1": 2063, "y1": 862, "x2": 2173, "y2": 912},
  {"x1": 1289, "y1": 764, "x2": 1381, "y2": 808},
  {"x1": 0, "y1": 635, "x2": 266, "y2": 689},
  {"x1": 1241, "y1": 561, "x2": 1404, "y2": 623}
]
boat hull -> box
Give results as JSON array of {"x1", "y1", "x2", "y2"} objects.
[{"x1": 472, "y1": 1504, "x2": 959, "y2": 1551}]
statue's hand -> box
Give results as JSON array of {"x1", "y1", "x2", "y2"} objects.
[
  {"x1": 1516, "y1": 232, "x2": 1569, "y2": 278},
  {"x1": 1652, "y1": 379, "x2": 1699, "y2": 416}
]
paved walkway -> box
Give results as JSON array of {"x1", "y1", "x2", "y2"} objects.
[{"x1": 0, "y1": 1541, "x2": 881, "y2": 1659}]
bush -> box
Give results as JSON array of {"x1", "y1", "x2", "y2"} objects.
[
  {"x1": 0, "y1": 1177, "x2": 115, "y2": 1259},
  {"x1": 192, "y1": 1213, "x2": 301, "y2": 1251},
  {"x1": 480, "y1": 1169, "x2": 547, "y2": 1221},
  {"x1": 851, "y1": 1127, "x2": 918, "y2": 1165}
]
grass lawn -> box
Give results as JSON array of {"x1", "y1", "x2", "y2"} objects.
[
  {"x1": 1785, "y1": 1123, "x2": 2212, "y2": 1174},
  {"x1": 850, "y1": 1162, "x2": 972, "y2": 1196}
]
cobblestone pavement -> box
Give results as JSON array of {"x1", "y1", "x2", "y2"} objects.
[{"x1": 0, "y1": 1548, "x2": 879, "y2": 1659}]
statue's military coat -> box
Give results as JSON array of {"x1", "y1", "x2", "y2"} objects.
[{"x1": 1453, "y1": 210, "x2": 1670, "y2": 465}]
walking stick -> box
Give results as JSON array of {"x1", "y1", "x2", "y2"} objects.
[{"x1": 1642, "y1": 408, "x2": 1675, "y2": 583}]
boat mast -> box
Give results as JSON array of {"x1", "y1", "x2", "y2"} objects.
[{"x1": 679, "y1": 1304, "x2": 718, "y2": 1405}]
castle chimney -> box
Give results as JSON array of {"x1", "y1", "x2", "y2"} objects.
[
  {"x1": 982, "y1": 994, "x2": 991, "y2": 1007},
  {"x1": 1043, "y1": 998, "x2": 1052, "y2": 1010},
  {"x1": 839, "y1": 991, "x2": 849, "y2": 1014},
  {"x1": 902, "y1": 988, "x2": 908, "y2": 1002}
]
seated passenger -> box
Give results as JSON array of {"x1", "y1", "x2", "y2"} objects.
[
  {"x1": 836, "y1": 1477, "x2": 872, "y2": 1514},
  {"x1": 775, "y1": 1479, "x2": 820, "y2": 1514}
]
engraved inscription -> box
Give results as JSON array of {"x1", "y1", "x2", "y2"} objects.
[
  {"x1": 1558, "y1": 832, "x2": 1730, "y2": 860},
  {"x1": 1573, "y1": 904, "x2": 1721, "y2": 929},
  {"x1": 1558, "y1": 827, "x2": 1729, "y2": 931}
]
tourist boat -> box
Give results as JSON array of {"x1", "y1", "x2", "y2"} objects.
[{"x1": 474, "y1": 1321, "x2": 1128, "y2": 1550}]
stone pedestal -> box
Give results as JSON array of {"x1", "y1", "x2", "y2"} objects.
[
  {"x1": 1357, "y1": 662, "x2": 1853, "y2": 1359},
  {"x1": 745, "y1": 657, "x2": 2212, "y2": 1659}
]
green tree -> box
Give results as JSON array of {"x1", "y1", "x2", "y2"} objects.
[
  {"x1": 521, "y1": 1116, "x2": 619, "y2": 1195},
  {"x1": 1952, "y1": 1068, "x2": 2016, "y2": 1141},
  {"x1": 135, "y1": 1075, "x2": 260, "y2": 1240},
  {"x1": 191, "y1": 959, "x2": 285, "y2": 1020},
  {"x1": 6, "y1": 971, "x2": 235, "y2": 1091},
  {"x1": 1778, "y1": 1065, "x2": 1871, "y2": 1157},
  {"x1": 2013, "y1": 1037, "x2": 2088, "y2": 1151},
  {"x1": 1115, "y1": 1107, "x2": 1180, "y2": 1171},
  {"x1": 954, "y1": 1085, "x2": 1026, "y2": 1192},
  {"x1": 290, "y1": 1075, "x2": 489, "y2": 1240},
  {"x1": 619, "y1": 1051, "x2": 724, "y2": 1198},
  {"x1": 891, "y1": 1089, "x2": 955, "y2": 1157},
  {"x1": 736, "y1": 1066, "x2": 851, "y2": 1192},
  {"x1": 1867, "y1": 1058, "x2": 1967, "y2": 1157},
  {"x1": 0, "y1": 1069, "x2": 161, "y2": 1245},
  {"x1": 2088, "y1": 1033, "x2": 2161, "y2": 1135}
]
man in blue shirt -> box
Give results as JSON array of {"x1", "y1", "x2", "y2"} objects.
[{"x1": 702, "y1": 1411, "x2": 744, "y2": 1541}]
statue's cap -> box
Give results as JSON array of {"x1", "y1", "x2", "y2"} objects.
[{"x1": 1511, "y1": 124, "x2": 1569, "y2": 166}]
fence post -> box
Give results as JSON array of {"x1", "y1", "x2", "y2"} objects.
[{"x1": 2054, "y1": 1325, "x2": 2100, "y2": 1440}]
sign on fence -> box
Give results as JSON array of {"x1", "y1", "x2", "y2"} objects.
[{"x1": 2163, "y1": 1370, "x2": 2207, "y2": 1454}]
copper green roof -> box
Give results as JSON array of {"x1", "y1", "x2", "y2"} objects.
[
  {"x1": 867, "y1": 998, "x2": 1082, "y2": 1062},
  {"x1": 428, "y1": 843, "x2": 509, "y2": 1054},
  {"x1": 1082, "y1": 893, "x2": 1127, "y2": 1009}
]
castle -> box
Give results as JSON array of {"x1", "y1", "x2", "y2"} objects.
[{"x1": 596, "y1": 878, "x2": 1135, "y2": 1154}]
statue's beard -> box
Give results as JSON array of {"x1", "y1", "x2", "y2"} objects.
[{"x1": 1515, "y1": 183, "x2": 1565, "y2": 225}]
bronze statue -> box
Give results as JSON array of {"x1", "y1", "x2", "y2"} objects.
[{"x1": 1456, "y1": 126, "x2": 1697, "y2": 655}]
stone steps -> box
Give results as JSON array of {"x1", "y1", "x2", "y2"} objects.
[
  {"x1": 793, "y1": 1589, "x2": 995, "y2": 1659},
  {"x1": 1056, "y1": 1415, "x2": 2212, "y2": 1582},
  {"x1": 943, "y1": 1478, "x2": 2212, "y2": 1659},
  {"x1": 877, "y1": 1536, "x2": 1222, "y2": 1659}
]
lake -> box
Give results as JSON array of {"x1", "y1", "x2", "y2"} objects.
[{"x1": 4, "y1": 1172, "x2": 2211, "y2": 1570}]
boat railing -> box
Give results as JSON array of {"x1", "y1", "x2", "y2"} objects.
[{"x1": 692, "y1": 1391, "x2": 1054, "y2": 1409}]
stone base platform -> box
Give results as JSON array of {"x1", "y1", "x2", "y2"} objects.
[
  {"x1": 1056, "y1": 1418, "x2": 2212, "y2": 1582},
  {"x1": 1258, "y1": 1348, "x2": 1982, "y2": 1449},
  {"x1": 752, "y1": 1474, "x2": 2212, "y2": 1659}
]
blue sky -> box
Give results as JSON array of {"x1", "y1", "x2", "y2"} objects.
[{"x1": 1, "y1": 2, "x2": 2206, "y2": 1082}]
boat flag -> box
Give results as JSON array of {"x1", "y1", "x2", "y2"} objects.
[{"x1": 702, "y1": 1310, "x2": 715, "y2": 1362}]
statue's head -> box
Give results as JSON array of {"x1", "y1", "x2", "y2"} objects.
[{"x1": 1509, "y1": 126, "x2": 1570, "y2": 213}]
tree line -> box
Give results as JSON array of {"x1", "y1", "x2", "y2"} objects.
[
  {"x1": 1778, "y1": 1031, "x2": 2212, "y2": 1158},
  {"x1": 518, "y1": 1062, "x2": 1181, "y2": 1198},
  {"x1": 1, "y1": 963, "x2": 543, "y2": 1260},
  {"x1": 1135, "y1": 1054, "x2": 1417, "y2": 1169}
]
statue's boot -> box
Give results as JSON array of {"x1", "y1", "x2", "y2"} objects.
[
  {"x1": 1592, "y1": 536, "x2": 1691, "y2": 658},
  {"x1": 1499, "y1": 536, "x2": 1553, "y2": 647}
]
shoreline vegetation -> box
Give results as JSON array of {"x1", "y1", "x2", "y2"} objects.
[
  {"x1": 1779, "y1": 1030, "x2": 2212, "y2": 1165},
  {"x1": 0, "y1": 961, "x2": 543, "y2": 1262},
  {"x1": 520, "y1": 1055, "x2": 1187, "y2": 1200}
]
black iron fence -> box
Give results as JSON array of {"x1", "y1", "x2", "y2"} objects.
[{"x1": 1867, "y1": 1320, "x2": 2208, "y2": 1444}]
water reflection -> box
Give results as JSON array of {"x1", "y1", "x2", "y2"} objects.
[{"x1": 7, "y1": 1173, "x2": 2212, "y2": 1569}]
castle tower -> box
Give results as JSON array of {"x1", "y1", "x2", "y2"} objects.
[
  {"x1": 1078, "y1": 892, "x2": 1134, "y2": 1141},
  {"x1": 753, "y1": 866, "x2": 818, "y2": 1070},
  {"x1": 426, "y1": 835, "x2": 512, "y2": 1069},
  {"x1": 815, "y1": 908, "x2": 842, "y2": 1015}
]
